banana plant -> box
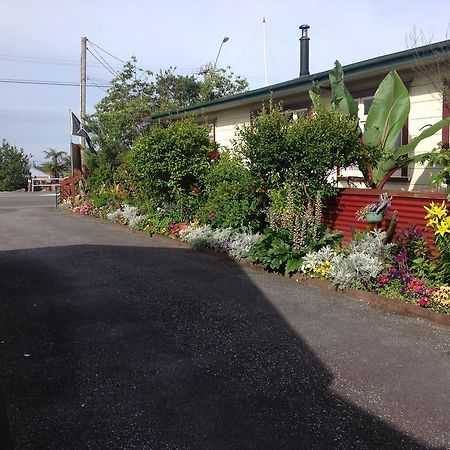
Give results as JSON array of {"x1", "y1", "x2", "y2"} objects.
[{"x1": 309, "y1": 61, "x2": 450, "y2": 189}]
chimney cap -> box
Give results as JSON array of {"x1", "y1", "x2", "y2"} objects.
[{"x1": 299, "y1": 24, "x2": 310, "y2": 30}]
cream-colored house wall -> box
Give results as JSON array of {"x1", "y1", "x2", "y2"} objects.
[
  {"x1": 406, "y1": 74, "x2": 443, "y2": 191},
  {"x1": 213, "y1": 106, "x2": 251, "y2": 149}
]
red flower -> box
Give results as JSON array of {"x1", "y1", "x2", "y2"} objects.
[
  {"x1": 418, "y1": 298, "x2": 430, "y2": 307},
  {"x1": 209, "y1": 212, "x2": 216, "y2": 220},
  {"x1": 192, "y1": 185, "x2": 202, "y2": 194},
  {"x1": 379, "y1": 274, "x2": 388, "y2": 284},
  {"x1": 210, "y1": 152, "x2": 219, "y2": 160}
]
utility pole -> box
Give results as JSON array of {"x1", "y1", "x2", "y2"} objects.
[{"x1": 80, "y1": 36, "x2": 87, "y2": 171}]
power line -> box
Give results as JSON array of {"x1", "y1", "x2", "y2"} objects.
[
  {"x1": 87, "y1": 76, "x2": 109, "y2": 93},
  {"x1": 0, "y1": 78, "x2": 111, "y2": 87},
  {"x1": 0, "y1": 54, "x2": 122, "y2": 69},
  {"x1": 86, "y1": 48, "x2": 117, "y2": 77},
  {"x1": 88, "y1": 39, "x2": 128, "y2": 65},
  {"x1": 0, "y1": 52, "x2": 200, "y2": 75},
  {"x1": 87, "y1": 44, "x2": 119, "y2": 76}
]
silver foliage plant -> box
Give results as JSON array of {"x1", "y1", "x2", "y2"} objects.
[
  {"x1": 301, "y1": 246, "x2": 336, "y2": 274},
  {"x1": 106, "y1": 205, "x2": 145, "y2": 229},
  {"x1": 302, "y1": 230, "x2": 393, "y2": 290},
  {"x1": 179, "y1": 225, "x2": 260, "y2": 260}
]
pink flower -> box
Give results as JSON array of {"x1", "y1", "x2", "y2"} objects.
[
  {"x1": 210, "y1": 152, "x2": 219, "y2": 160},
  {"x1": 379, "y1": 274, "x2": 388, "y2": 284},
  {"x1": 209, "y1": 212, "x2": 216, "y2": 220}
]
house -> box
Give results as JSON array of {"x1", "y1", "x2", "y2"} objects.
[{"x1": 152, "y1": 39, "x2": 450, "y2": 192}]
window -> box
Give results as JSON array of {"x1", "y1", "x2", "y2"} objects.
[{"x1": 363, "y1": 97, "x2": 373, "y2": 115}]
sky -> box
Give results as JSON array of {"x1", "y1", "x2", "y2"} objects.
[{"x1": 0, "y1": 0, "x2": 449, "y2": 165}]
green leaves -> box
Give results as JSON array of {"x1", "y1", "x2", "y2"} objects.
[
  {"x1": 0, "y1": 140, "x2": 29, "y2": 191},
  {"x1": 329, "y1": 61, "x2": 359, "y2": 117},
  {"x1": 127, "y1": 118, "x2": 216, "y2": 212},
  {"x1": 363, "y1": 70, "x2": 410, "y2": 151}
]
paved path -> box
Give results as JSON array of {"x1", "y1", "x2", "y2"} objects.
[{"x1": 0, "y1": 192, "x2": 449, "y2": 449}]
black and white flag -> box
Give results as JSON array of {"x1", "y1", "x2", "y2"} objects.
[{"x1": 71, "y1": 112, "x2": 94, "y2": 153}]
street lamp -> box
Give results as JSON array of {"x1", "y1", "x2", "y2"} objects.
[{"x1": 214, "y1": 36, "x2": 229, "y2": 69}]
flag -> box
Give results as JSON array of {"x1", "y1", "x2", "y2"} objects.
[{"x1": 70, "y1": 112, "x2": 95, "y2": 153}]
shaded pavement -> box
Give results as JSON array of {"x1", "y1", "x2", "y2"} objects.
[{"x1": 0, "y1": 192, "x2": 449, "y2": 449}]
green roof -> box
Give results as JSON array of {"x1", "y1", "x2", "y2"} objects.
[{"x1": 151, "y1": 39, "x2": 450, "y2": 121}]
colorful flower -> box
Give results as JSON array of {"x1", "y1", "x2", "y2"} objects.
[
  {"x1": 209, "y1": 212, "x2": 216, "y2": 220},
  {"x1": 424, "y1": 201, "x2": 447, "y2": 220},
  {"x1": 434, "y1": 221, "x2": 450, "y2": 237}
]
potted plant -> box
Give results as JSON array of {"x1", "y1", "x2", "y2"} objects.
[{"x1": 356, "y1": 193, "x2": 392, "y2": 224}]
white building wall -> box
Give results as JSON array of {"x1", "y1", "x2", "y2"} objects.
[
  {"x1": 406, "y1": 74, "x2": 443, "y2": 191},
  {"x1": 213, "y1": 106, "x2": 251, "y2": 149}
]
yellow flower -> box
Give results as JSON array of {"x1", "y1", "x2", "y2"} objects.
[
  {"x1": 434, "y1": 220, "x2": 450, "y2": 237},
  {"x1": 424, "y1": 201, "x2": 447, "y2": 220},
  {"x1": 427, "y1": 217, "x2": 438, "y2": 228}
]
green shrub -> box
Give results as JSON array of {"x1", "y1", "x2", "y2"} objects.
[
  {"x1": 250, "y1": 226, "x2": 342, "y2": 274},
  {"x1": 235, "y1": 103, "x2": 363, "y2": 198},
  {"x1": 234, "y1": 102, "x2": 291, "y2": 189},
  {"x1": 128, "y1": 118, "x2": 215, "y2": 212},
  {"x1": 198, "y1": 151, "x2": 262, "y2": 230},
  {"x1": 286, "y1": 108, "x2": 363, "y2": 198}
]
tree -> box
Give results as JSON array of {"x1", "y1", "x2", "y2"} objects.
[
  {"x1": 0, "y1": 139, "x2": 29, "y2": 191},
  {"x1": 86, "y1": 58, "x2": 248, "y2": 177},
  {"x1": 39, "y1": 148, "x2": 69, "y2": 178},
  {"x1": 199, "y1": 65, "x2": 249, "y2": 102},
  {"x1": 86, "y1": 57, "x2": 155, "y2": 172},
  {"x1": 153, "y1": 68, "x2": 201, "y2": 111}
]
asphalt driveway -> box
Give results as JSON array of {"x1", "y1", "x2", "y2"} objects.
[{"x1": 0, "y1": 192, "x2": 449, "y2": 449}]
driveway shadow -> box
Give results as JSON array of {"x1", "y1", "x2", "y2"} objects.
[{"x1": 0, "y1": 244, "x2": 441, "y2": 449}]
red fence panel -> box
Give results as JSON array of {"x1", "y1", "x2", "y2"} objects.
[{"x1": 324, "y1": 189, "x2": 449, "y2": 243}]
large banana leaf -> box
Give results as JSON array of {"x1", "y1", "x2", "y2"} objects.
[
  {"x1": 329, "y1": 61, "x2": 359, "y2": 117},
  {"x1": 364, "y1": 71, "x2": 410, "y2": 151},
  {"x1": 372, "y1": 116, "x2": 450, "y2": 185}
]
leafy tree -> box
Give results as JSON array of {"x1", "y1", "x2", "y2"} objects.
[
  {"x1": 86, "y1": 57, "x2": 155, "y2": 173},
  {"x1": 0, "y1": 139, "x2": 29, "y2": 191},
  {"x1": 154, "y1": 68, "x2": 201, "y2": 111},
  {"x1": 86, "y1": 59, "x2": 248, "y2": 178},
  {"x1": 38, "y1": 148, "x2": 69, "y2": 177},
  {"x1": 199, "y1": 66, "x2": 249, "y2": 102}
]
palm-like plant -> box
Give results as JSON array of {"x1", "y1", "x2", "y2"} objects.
[{"x1": 40, "y1": 148, "x2": 69, "y2": 178}]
